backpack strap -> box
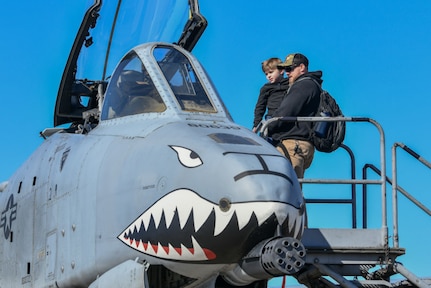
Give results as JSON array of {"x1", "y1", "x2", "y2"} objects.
[
  {"x1": 290, "y1": 76, "x2": 323, "y2": 140},
  {"x1": 277, "y1": 142, "x2": 292, "y2": 162},
  {"x1": 296, "y1": 76, "x2": 322, "y2": 91}
]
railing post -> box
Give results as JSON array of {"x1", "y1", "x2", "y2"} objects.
[
  {"x1": 340, "y1": 144, "x2": 357, "y2": 228},
  {"x1": 392, "y1": 144, "x2": 399, "y2": 248},
  {"x1": 362, "y1": 165, "x2": 369, "y2": 228},
  {"x1": 392, "y1": 142, "x2": 431, "y2": 248},
  {"x1": 367, "y1": 119, "x2": 388, "y2": 240}
]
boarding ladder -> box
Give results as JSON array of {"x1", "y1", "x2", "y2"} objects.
[{"x1": 261, "y1": 116, "x2": 431, "y2": 288}]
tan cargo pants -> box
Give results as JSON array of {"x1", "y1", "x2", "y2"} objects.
[{"x1": 276, "y1": 139, "x2": 315, "y2": 179}]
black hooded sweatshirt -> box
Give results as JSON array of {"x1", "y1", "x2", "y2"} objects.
[
  {"x1": 253, "y1": 78, "x2": 290, "y2": 128},
  {"x1": 268, "y1": 71, "x2": 323, "y2": 142}
]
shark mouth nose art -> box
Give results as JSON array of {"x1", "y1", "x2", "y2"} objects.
[{"x1": 118, "y1": 189, "x2": 303, "y2": 262}]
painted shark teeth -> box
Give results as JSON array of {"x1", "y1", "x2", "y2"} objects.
[
  {"x1": 118, "y1": 189, "x2": 303, "y2": 261},
  {"x1": 130, "y1": 236, "x2": 212, "y2": 261}
]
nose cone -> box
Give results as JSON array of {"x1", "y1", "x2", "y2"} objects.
[
  {"x1": 204, "y1": 147, "x2": 303, "y2": 208},
  {"x1": 118, "y1": 142, "x2": 305, "y2": 264},
  {"x1": 115, "y1": 126, "x2": 305, "y2": 264},
  {"x1": 214, "y1": 149, "x2": 306, "y2": 240}
]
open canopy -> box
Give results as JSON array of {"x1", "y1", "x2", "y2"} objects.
[{"x1": 54, "y1": 0, "x2": 207, "y2": 126}]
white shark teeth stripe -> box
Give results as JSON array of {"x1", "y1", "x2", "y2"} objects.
[
  {"x1": 292, "y1": 211, "x2": 304, "y2": 237},
  {"x1": 119, "y1": 189, "x2": 304, "y2": 260},
  {"x1": 138, "y1": 189, "x2": 296, "y2": 236},
  {"x1": 168, "y1": 243, "x2": 179, "y2": 257},
  {"x1": 157, "y1": 243, "x2": 168, "y2": 258},
  {"x1": 214, "y1": 201, "x2": 290, "y2": 236},
  {"x1": 139, "y1": 189, "x2": 214, "y2": 231},
  {"x1": 190, "y1": 236, "x2": 207, "y2": 259},
  {"x1": 145, "y1": 241, "x2": 155, "y2": 254},
  {"x1": 137, "y1": 238, "x2": 208, "y2": 261}
]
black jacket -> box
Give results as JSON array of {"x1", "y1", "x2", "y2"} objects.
[
  {"x1": 269, "y1": 71, "x2": 323, "y2": 142},
  {"x1": 253, "y1": 78, "x2": 290, "y2": 128}
]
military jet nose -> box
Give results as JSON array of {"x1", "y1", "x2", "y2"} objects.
[
  {"x1": 117, "y1": 132, "x2": 305, "y2": 263},
  {"x1": 212, "y1": 149, "x2": 303, "y2": 208}
]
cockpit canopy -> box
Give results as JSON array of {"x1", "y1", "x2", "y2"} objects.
[
  {"x1": 101, "y1": 53, "x2": 167, "y2": 119},
  {"x1": 54, "y1": 0, "x2": 208, "y2": 127},
  {"x1": 101, "y1": 44, "x2": 217, "y2": 120}
]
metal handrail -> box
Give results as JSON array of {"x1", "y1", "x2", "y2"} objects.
[
  {"x1": 304, "y1": 143, "x2": 358, "y2": 228},
  {"x1": 392, "y1": 142, "x2": 431, "y2": 247},
  {"x1": 260, "y1": 116, "x2": 388, "y2": 237},
  {"x1": 362, "y1": 159, "x2": 431, "y2": 246},
  {"x1": 257, "y1": 117, "x2": 431, "y2": 285},
  {"x1": 362, "y1": 164, "x2": 393, "y2": 229}
]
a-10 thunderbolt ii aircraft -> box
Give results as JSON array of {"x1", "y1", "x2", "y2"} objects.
[{"x1": 0, "y1": 0, "x2": 307, "y2": 287}]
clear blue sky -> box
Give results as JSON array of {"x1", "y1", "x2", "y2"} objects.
[{"x1": 1, "y1": 1, "x2": 431, "y2": 286}]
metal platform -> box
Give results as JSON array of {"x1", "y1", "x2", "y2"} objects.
[
  {"x1": 302, "y1": 228, "x2": 405, "y2": 265},
  {"x1": 297, "y1": 228, "x2": 406, "y2": 287},
  {"x1": 275, "y1": 117, "x2": 431, "y2": 288}
]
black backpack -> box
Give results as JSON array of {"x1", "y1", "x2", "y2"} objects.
[{"x1": 306, "y1": 78, "x2": 346, "y2": 153}]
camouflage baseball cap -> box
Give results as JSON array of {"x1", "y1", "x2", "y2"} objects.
[{"x1": 277, "y1": 53, "x2": 309, "y2": 68}]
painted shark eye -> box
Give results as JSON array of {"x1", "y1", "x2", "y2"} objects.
[{"x1": 170, "y1": 145, "x2": 203, "y2": 168}]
